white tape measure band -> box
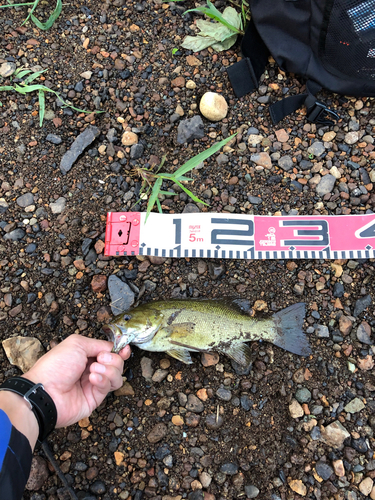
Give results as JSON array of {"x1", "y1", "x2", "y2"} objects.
[{"x1": 105, "y1": 212, "x2": 375, "y2": 260}]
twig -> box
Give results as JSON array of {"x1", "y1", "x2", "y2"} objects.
[{"x1": 41, "y1": 440, "x2": 79, "y2": 500}]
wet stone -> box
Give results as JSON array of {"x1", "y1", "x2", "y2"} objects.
[
  {"x1": 25, "y1": 456, "x2": 49, "y2": 490},
  {"x1": 308, "y1": 141, "x2": 325, "y2": 157},
  {"x1": 240, "y1": 395, "x2": 253, "y2": 411},
  {"x1": 351, "y1": 437, "x2": 368, "y2": 454},
  {"x1": 147, "y1": 423, "x2": 168, "y2": 443},
  {"x1": 333, "y1": 283, "x2": 345, "y2": 298},
  {"x1": 278, "y1": 155, "x2": 293, "y2": 171},
  {"x1": 344, "y1": 398, "x2": 365, "y2": 413},
  {"x1": 89, "y1": 481, "x2": 106, "y2": 494},
  {"x1": 356, "y1": 322, "x2": 372, "y2": 345},
  {"x1": 315, "y1": 325, "x2": 329, "y2": 338},
  {"x1": 50, "y1": 197, "x2": 66, "y2": 214},
  {"x1": 130, "y1": 143, "x2": 144, "y2": 159}
]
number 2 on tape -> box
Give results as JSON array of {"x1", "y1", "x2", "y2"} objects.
[{"x1": 105, "y1": 212, "x2": 375, "y2": 260}]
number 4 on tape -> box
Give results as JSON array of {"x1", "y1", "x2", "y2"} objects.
[{"x1": 105, "y1": 212, "x2": 375, "y2": 260}]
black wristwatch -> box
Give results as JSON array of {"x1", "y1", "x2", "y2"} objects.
[{"x1": 0, "y1": 376, "x2": 57, "y2": 443}]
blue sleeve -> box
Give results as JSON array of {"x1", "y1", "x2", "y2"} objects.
[{"x1": 0, "y1": 409, "x2": 33, "y2": 500}]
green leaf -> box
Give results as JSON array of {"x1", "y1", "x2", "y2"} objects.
[
  {"x1": 156, "y1": 198, "x2": 163, "y2": 214},
  {"x1": 23, "y1": 68, "x2": 47, "y2": 85},
  {"x1": 211, "y1": 33, "x2": 238, "y2": 51},
  {"x1": 14, "y1": 68, "x2": 32, "y2": 79},
  {"x1": 174, "y1": 180, "x2": 209, "y2": 206},
  {"x1": 173, "y1": 133, "x2": 236, "y2": 178},
  {"x1": 184, "y1": 0, "x2": 240, "y2": 34},
  {"x1": 30, "y1": 0, "x2": 62, "y2": 30},
  {"x1": 159, "y1": 190, "x2": 176, "y2": 196},
  {"x1": 181, "y1": 34, "x2": 219, "y2": 52},
  {"x1": 196, "y1": 16, "x2": 235, "y2": 42},
  {"x1": 38, "y1": 88, "x2": 45, "y2": 127},
  {"x1": 145, "y1": 177, "x2": 163, "y2": 223}
]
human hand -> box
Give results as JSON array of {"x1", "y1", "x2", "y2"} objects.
[{"x1": 23, "y1": 334, "x2": 131, "y2": 428}]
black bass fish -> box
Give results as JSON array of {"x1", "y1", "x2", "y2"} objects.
[{"x1": 103, "y1": 300, "x2": 310, "y2": 366}]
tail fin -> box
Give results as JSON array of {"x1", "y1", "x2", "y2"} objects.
[{"x1": 272, "y1": 303, "x2": 311, "y2": 357}]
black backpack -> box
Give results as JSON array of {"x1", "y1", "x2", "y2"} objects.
[{"x1": 227, "y1": 0, "x2": 375, "y2": 125}]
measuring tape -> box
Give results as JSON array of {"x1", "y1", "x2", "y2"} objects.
[{"x1": 104, "y1": 212, "x2": 375, "y2": 260}]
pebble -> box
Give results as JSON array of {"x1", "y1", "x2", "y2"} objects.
[
  {"x1": 50, "y1": 197, "x2": 66, "y2": 214},
  {"x1": 2, "y1": 336, "x2": 45, "y2": 373},
  {"x1": 91, "y1": 275, "x2": 107, "y2": 293},
  {"x1": 278, "y1": 155, "x2": 293, "y2": 171},
  {"x1": 315, "y1": 461, "x2": 334, "y2": 480},
  {"x1": 216, "y1": 388, "x2": 232, "y2": 401},
  {"x1": 321, "y1": 420, "x2": 350, "y2": 448},
  {"x1": 332, "y1": 459, "x2": 345, "y2": 477},
  {"x1": 16, "y1": 193, "x2": 34, "y2": 207},
  {"x1": 289, "y1": 479, "x2": 306, "y2": 496},
  {"x1": 147, "y1": 423, "x2": 168, "y2": 443},
  {"x1": 3, "y1": 229, "x2": 25, "y2": 241},
  {"x1": 251, "y1": 152, "x2": 272, "y2": 169},
  {"x1": 322, "y1": 131, "x2": 336, "y2": 141},
  {"x1": 359, "y1": 477, "x2": 373, "y2": 496},
  {"x1": 247, "y1": 134, "x2": 263, "y2": 146},
  {"x1": 201, "y1": 352, "x2": 219, "y2": 366},
  {"x1": 46, "y1": 134, "x2": 62, "y2": 144},
  {"x1": 90, "y1": 481, "x2": 106, "y2": 494},
  {"x1": 356, "y1": 321, "x2": 372, "y2": 344},
  {"x1": 141, "y1": 357, "x2": 153, "y2": 381},
  {"x1": 220, "y1": 463, "x2": 238, "y2": 475},
  {"x1": 186, "y1": 394, "x2": 204, "y2": 413},
  {"x1": 60, "y1": 126, "x2": 100, "y2": 174},
  {"x1": 114, "y1": 381, "x2": 135, "y2": 396},
  {"x1": 339, "y1": 315, "x2": 353, "y2": 336},
  {"x1": 121, "y1": 131, "x2": 138, "y2": 146},
  {"x1": 199, "y1": 92, "x2": 228, "y2": 121},
  {"x1": 152, "y1": 369, "x2": 168, "y2": 383},
  {"x1": 289, "y1": 399, "x2": 304, "y2": 418},
  {"x1": 0, "y1": 61, "x2": 16, "y2": 77},
  {"x1": 344, "y1": 397, "x2": 365, "y2": 413},
  {"x1": 205, "y1": 414, "x2": 223, "y2": 429},
  {"x1": 353, "y1": 294, "x2": 372, "y2": 317},
  {"x1": 108, "y1": 275, "x2": 135, "y2": 314},
  {"x1": 295, "y1": 387, "x2": 311, "y2": 403},
  {"x1": 316, "y1": 174, "x2": 336, "y2": 196},
  {"x1": 177, "y1": 115, "x2": 205, "y2": 144},
  {"x1": 130, "y1": 143, "x2": 144, "y2": 159},
  {"x1": 345, "y1": 131, "x2": 359, "y2": 144},
  {"x1": 315, "y1": 325, "x2": 329, "y2": 338},
  {"x1": 245, "y1": 485, "x2": 260, "y2": 498},
  {"x1": 307, "y1": 141, "x2": 325, "y2": 157}
]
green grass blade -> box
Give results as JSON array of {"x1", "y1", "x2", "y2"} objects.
[
  {"x1": 174, "y1": 180, "x2": 209, "y2": 206},
  {"x1": 0, "y1": 2, "x2": 34, "y2": 7},
  {"x1": 0, "y1": 86, "x2": 15, "y2": 91},
  {"x1": 14, "y1": 69, "x2": 32, "y2": 79},
  {"x1": 159, "y1": 173, "x2": 192, "y2": 181},
  {"x1": 145, "y1": 177, "x2": 163, "y2": 223},
  {"x1": 173, "y1": 133, "x2": 236, "y2": 179},
  {"x1": 13, "y1": 83, "x2": 50, "y2": 93},
  {"x1": 159, "y1": 190, "x2": 176, "y2": 196},
  {"x1": 184, "y1": 0, "x2": 240, "y2": 34},
  {"x1": 156, "y1": 198, "x2": 163, "y2": 214},
  {"x1": 23, "y1": 68, "x2": 47, "y2": 85},
  {"x1": 30, "y1": 0, "x2": 62, "y2": 30},
  {"x1": 38, "y1": 88, "x2": 45, "y2": 127},
  {"x1": 23, "y1": 0, "x2": 41, "y2": 24}
]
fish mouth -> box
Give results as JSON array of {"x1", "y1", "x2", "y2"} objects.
[{"x1": 102, "y1": 324, "x2": 136, "y2": 353}]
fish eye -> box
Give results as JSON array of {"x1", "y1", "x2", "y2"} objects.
[{"x1": 124, "y1": 314, "x2": 131, "y2": 321}]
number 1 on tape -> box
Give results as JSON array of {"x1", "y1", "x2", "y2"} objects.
[{"x1": 105, "y1": 212, "x2": 375, "y2": 260}]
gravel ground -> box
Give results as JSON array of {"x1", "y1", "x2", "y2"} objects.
[{"x1": 0, "y1": 1, "x2": 375, "y2": 500}]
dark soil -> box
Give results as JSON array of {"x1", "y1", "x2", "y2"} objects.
[{"x1": 0, "y1": 1, "x2": 375, "y2": 500}]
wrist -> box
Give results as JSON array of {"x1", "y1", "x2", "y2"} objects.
[{"x1": 0, "y1": 390, "x2": 39, "y2": 450}]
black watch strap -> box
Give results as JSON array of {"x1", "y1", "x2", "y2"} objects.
[{"x1": 0, "y1": 376, "x2": 57, "y2": 443}]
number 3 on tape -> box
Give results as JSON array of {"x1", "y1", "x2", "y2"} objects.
[{"x1": 105, "y1": 212, "x2": 375, "y2": 260}]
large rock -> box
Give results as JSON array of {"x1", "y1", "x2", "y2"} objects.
[
  {"x1": 107, "y1": 275, "x2": 135, "y2": 315},
  {"x1": 2, "y1": 336, "x2": 45, "y2": 373},
  {"x1": 26, "y1": 456, "x2": 49, "y2": 490},
  {"x1": 60, "y1": 126, "x2": 100, "y2": 174},
  {"x1": 177, "y1": 115, "x2": 204, "y2": 144}
]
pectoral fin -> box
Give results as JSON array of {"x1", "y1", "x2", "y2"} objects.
[
  {"x1": 163, "y1": 322, "x2": 195, "y2": 339},
  {"x1": 219, "y1": 343, "x2": 252, "y2": 367},
  {"x1": 166, "y1": 349, "x2": 193, "y2": 364}
]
